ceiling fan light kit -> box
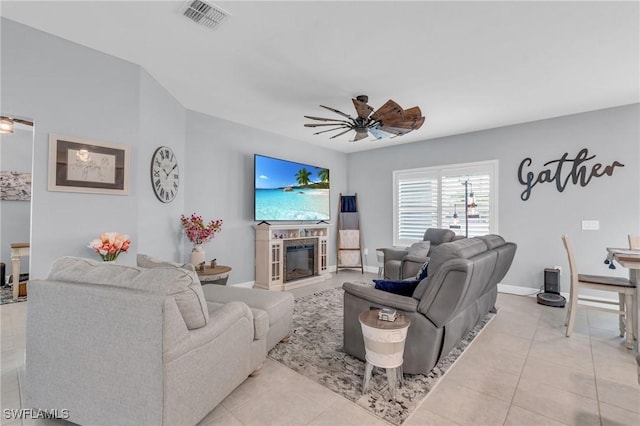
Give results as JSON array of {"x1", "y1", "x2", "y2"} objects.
[{"x1": 304, "y1": 95, "x2": 425, "y2": 142}]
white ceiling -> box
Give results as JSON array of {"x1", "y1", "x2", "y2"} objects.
[{"x1": 2, "y1": 1, "x2": 638, "y2": 153}]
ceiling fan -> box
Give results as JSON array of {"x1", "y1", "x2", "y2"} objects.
[{"x1": 304, "y1": 95, "x2": 425, "y2": 142}]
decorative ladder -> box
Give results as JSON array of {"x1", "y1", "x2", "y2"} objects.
[{"x1": 336, "y1": 193, "x2": 364, "y2": 274}]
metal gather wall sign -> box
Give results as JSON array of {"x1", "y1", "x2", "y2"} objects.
[{"x1": 517, "y1": 148, "x2": 625, "y2": 201}]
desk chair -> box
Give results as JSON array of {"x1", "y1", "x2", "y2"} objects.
[{"x1": 562, "y1": 234, "x2": 635, "y2": 349}]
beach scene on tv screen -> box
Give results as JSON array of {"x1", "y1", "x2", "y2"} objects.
[{"x1": 255, "y1": 156, "x2": 330, "y2": 221}]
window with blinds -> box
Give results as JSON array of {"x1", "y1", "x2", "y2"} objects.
[{"x1": 393, "y1": 161, "x2": 498, "y2": 246}]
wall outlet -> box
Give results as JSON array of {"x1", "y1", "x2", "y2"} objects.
[
  {"x1": 553, "y1": 265, "x2": 562, "y2": 275},
  {"x1": 581, "y1": 220, "x2": 600, "y2": 231},
  {"x1": 364, "y1": 248, "x2": 369, "y2": 255}
]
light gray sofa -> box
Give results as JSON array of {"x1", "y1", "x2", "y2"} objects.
[
  {"x1": 381, "y1": 228, "x2": 458, "y2": 280},
  {"x1": 25, "y1": 257, "x2": 293, "y2": 426},
  {"x1": 343, "y1": 235, "x2": 516, "y2": 375}
]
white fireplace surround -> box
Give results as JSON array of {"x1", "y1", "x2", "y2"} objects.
[{"x1": 254, "y1": 223, "x2": 331, "y2": 291}]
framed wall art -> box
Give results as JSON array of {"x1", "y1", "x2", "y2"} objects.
[{"x1": 48, "y1": 134, "x2": 129, "y2": 195}]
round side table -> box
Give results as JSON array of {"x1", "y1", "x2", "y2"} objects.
[{"x1": 358, "y1": 309, "x2": 411, "y2": 400}]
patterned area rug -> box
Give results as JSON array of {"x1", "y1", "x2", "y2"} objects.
[
  {"x1": 0, "y1": 286, "x2": 27, "y2": 305},
  {"x1": 268, "y1": 287, "x2": 494, "y2": 425}
]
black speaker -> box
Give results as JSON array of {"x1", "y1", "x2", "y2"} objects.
[{"x1": 544, "y1": 268, "x2": 561, "y2": 294}]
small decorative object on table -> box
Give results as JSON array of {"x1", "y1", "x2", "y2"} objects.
[
  {"x1": 210, "y1": 258, "x2": 217, "y2": 268},
  {"x1": 88, "y1": 232, "x2": 131, "y2": 262},
  {"x1": 378, "y1": 308, "x2": 397, "y2": 322},
  {"x1": 180, "y1": 213, "x2": 223, "y2": 266}
]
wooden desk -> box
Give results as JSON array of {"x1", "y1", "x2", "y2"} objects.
[
  {"x1": 607, "y1": 248, "x2": 640, "y2": 353},
  {"x1": 10, "y1": 242, "x2": 30, "y2": 299},
  {"x1": 196, "y1": 265, "x2": 232, "y2": 285}
]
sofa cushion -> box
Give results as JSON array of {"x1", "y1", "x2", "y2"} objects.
[
  {"x1": 49, "y1": 257, "x2": 209, "y2": 330},
  {"x1": 137, "y1": 253, "x2": 195, "y2": 271},
  {"x1": 206, "y1": 300, "x2": 268, "y2": 341},
  {"x1": 476, "y1": 235, "x2": 506, "y2": 250},
  {"x1": 373, "y1": 279, "x2": 420, "y2": 297},
  {"x1": 423, "y1": 228, "x2": 456, "y2": 246},
  {"x1": 412, "y1": 238, "x2": 488, "y2": 300},
  {"x1": 201, "y1": 285, "x2": 293, "y2": 327},
  {"x1": 408, "y1": 241, "x2": 431, "y2": 257}
]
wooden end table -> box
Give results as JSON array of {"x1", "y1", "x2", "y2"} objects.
[
  {"x1": 196, "y1": 265, "x2": 232, "y2": 285},
  {"x1": 359, "y1": 309, "x2": 411, "y2": 400}
]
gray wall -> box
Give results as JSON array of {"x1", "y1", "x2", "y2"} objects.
[
  {"x1": 185, "y1": 110, "x2": 348, "y2": 284},
  {"x1": 4, "y1": 18, "x2": 637, "y2": 291},
  {"x1": 348, "y1": 104, "x2": 639, "y2": 292},
  {"x1": 1, "y1": 19, "x2": 187, "y2": 278},
  {"x1": 0, "y1": 127, "x2": 33, "y2": 276},
  {"x1": 1, "y1": 19, "x2": 348, "y2": 284},
  {"x1": 137, "y1": 70, "x2": 187, "y2": 261}
]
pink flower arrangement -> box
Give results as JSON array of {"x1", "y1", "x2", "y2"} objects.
[
  {"x1": 180, "y1": 213, "x2": 223, "y2": 245},
  {"x1": 88, "y1": 232, "x2": 131, "y2": 262}
]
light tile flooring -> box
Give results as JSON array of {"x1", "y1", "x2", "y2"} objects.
[{"x1": 1, "y1": 270, "x2": 639, "y2": 426}]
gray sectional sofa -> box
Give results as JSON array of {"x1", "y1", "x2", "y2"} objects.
[
  {"x1": 343, "y1": 235, "x2": 516, "y2": 375},
  {"x1": 25, "y1": 256, "x2": 293, "y2": 426}
]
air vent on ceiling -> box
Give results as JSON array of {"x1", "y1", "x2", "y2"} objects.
[{"x1": 182, "y1": 0, "x2": 230, "y2": 29}]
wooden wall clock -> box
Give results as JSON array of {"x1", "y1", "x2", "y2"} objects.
[{"x1": 151, "y1": 146, "x2": 179, "y2": 203}]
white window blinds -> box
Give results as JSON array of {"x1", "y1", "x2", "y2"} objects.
[{"x1": 393, "y1": 161, "x2": 497, "y2": 246}]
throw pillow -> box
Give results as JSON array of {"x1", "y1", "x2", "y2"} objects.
[
  {"x1": 373, "y1": 278, "x2": 420, "y2": 297},
  {"x1": 415, "y1": 261, "x2": 429, "y2": 281},
  {"x1": 408, "y1": 241, "x2": 431, "y2": 257}
]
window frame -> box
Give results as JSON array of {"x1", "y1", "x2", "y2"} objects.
[{"x1": 392, "y1": 160, "x2": 499, "y2": 247}]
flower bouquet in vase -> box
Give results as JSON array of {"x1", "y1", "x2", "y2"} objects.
[
  {"x1": 88, "y1": 232, "x2": 131, "y2": 262},
  {"x1": 180, "y1": 213, "x2": 223, "y2": 266}
]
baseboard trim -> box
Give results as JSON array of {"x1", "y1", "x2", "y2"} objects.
[
  {"x1": 497, "y1": 284, "x2": 619, "y2": 310},
  {"x1": 497, "y1": 283, "x2": 540, "y2": 296}
]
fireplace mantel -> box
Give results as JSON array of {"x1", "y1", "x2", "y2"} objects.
[{"x1": 254, "y1": 223, "x2": 331, "y2": 291}]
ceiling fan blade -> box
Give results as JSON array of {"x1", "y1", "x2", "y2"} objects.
[
  {"x1": 350, "y1": 131, "x2": 369, "y2": 142},
  {"x1": 305, "y1": 123, "x2": 352, "y2": 127},
  {"x1": 368, "y1": 127, "x2": 393, "y2": 140},
  {"x1": 370, "y1": 99, "x2": 404, "y2": 121},
  {"x1": 403, "y1": 107, "x2": 422, "y2": 120},
  {"x1": 379, "y1": 126, "x2": 410, "y2": 136},
  {"x1": 352, "y1": 98, "x2": 374, "y2": 119},
  {"x1": 329, "y1": 128, "x2": 354, "y2": 139},
  {"x1": 304, "y1": 115, "x2": 350, "y2": 124},
  {"x1": 412, "y1": 116, "x2": 425, "y2": 130},
  {"x1": 319, "y1": 105, "x2": 354, "y2": 120},
  {"x1": 313, "y1": 126, "x2": 351, "y2": 135},
  {"x1": 383, "y1": 116, "x2": 426, "y2": 131}
]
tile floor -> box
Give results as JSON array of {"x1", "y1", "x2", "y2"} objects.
[{"x1": 1, "y1": 270, "x2": 639, "y2": 426}]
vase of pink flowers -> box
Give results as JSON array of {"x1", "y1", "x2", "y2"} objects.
[
  {"x1": 88, "y1": 232, "x2": 131, "y2": 262},
  {"x1": 180, "y1": 213, "x2": 223, "y2": 266}
]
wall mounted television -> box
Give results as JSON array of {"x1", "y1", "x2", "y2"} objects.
[{"x1": 254, "y1": 154, "x2": 330, "y2": 222}]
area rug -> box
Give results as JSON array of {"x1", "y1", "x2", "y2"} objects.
[
  {"x1": 268, "y1": 287, "x2": 494, "y2": 425},
  {"x1": 0, "y1": 286, "x2": 27, "y2": 305}
]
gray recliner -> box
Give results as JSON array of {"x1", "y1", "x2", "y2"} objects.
[
  {"x1": 343, "y1": 235, "x2": 516, "y2": 375},
  {"x1": 381, "y1": 228, "x2": 457, "y2": 280}
]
